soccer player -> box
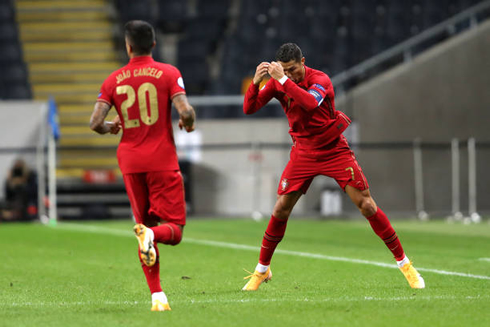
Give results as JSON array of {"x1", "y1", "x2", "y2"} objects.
[
  {"x1": 90, "y1": 20, "x2": 195, "y2": 311},
  {"x1": 241, "y1": 43, "x2": 425, "y2": 291}
]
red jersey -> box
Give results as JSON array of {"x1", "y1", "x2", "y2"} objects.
[
  {"x1": 243, "y1": 65, "x2": 351, "y2": 150},
  {"x1": 97, "y1": 56, "x2": 185, "y2": 174}
]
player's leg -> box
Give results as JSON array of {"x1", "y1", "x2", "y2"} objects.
[
  {"x1": 243, "y1": 147, "x2": 315, "y2": 291},
  {"x1": 345, "y1": 186, "x2": 406, "y2": 259},
  {"x1": 321, "y1": 137, "x2": 424, "y2": 288},
  {"x1": 123, "y1": 173, "x2": 155, "y2": 267},
  {"x1": 137, "y1": 244, "x2": 170, "y2": 311},
  {"x1": 345, "y1": 183, "x2": 425, "y2": 288},
  {"x1": 124, "y1": 173, "x2": 157, "y2": 266},
  {"x1": 261, "y1": 191, "x2": 302, "y2": 265},
  {"x1": 123, "y1": 173, "x2": 169, "y2": 311},
  {"x1": 146, "y1": 170, "x2": 186, "y2": 245},
  {"x1": 243, "y1": 191, "x2": 302, "y2": 291},
  {"x1": 135, "y1": 170, "x2": 186, "y2": 310},
  {"x1": 152, "y1": 220, "x2": 184, "y2": 245}
]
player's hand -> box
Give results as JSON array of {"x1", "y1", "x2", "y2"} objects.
[
  {"x1": 268, "y1": 61, "x2": 285, "y2": 81},
  {"x1": 179, "y1": 118, "x2": 195, "y2": 133},
  {"x1": 178, "y1": 107, "x2": 195, "y2": 133},
  {"x1": 108, "y1": 115, "x2": 122, "y2": 134},
  {"x1": 253, "y1": 62, "x2": 270, "y2": 85}
]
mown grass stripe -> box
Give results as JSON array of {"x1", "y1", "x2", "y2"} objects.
[
  {"x1": 55, "y1": 223, "x2": 490, "y2": 281},
  {"x1": 3, "y1": 294, "x2": 489, "y2": 308}
]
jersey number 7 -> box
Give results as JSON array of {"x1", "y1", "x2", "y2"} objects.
[{"x1": 116, "y1": 82, "x2": 159, "y2": 128}]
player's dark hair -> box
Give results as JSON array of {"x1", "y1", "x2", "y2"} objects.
[
  {"x1": 124, "y1": 20, "x2": 155, "y2": 55},
  {"x1": 275, "y1": 43, "x2": 303, "y2": 62}
]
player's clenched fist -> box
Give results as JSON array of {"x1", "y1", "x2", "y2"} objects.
[
  {"x1": 109, "y1": 115, "x2": 122, "y2": 134},
  {"x1": 253, "y1": 62, "x2": 270, "y2": 85},
  {"x1": 179, "y1": 117, "x2": 195, "y2": 133},
  {"x1": 267, "y1": 61, "x2": 285, "y2": 81}
]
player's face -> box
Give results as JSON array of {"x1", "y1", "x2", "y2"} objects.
[{"x1": 278, "y1": 58, "x2": 306, "y2": 83}]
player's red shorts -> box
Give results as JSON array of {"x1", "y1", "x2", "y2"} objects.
[
  {"x1": 123, "y1": 170, "x2": 186, "y2": 226},
  {"x1": 277, "y1": 136, "x2": 369, "y2": 195}
]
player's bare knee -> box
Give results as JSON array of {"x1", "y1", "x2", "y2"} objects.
[
  {"x1": 359, "y1": 198, "x2": 376, "y2": 217},
  {"x1": 272, "y1": 207, "x2": 291, "y2": 220}
]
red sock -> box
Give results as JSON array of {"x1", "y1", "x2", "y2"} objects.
[
  {"x1": 366, "y1": 208, "x2": 405, "y2": 261},
  {"x1": 259, "y1": 215, "x2": 288, "y2": 266},
  {"x1": 151, "y1": 223, "x2": 183, "y2": 245},
  {"x1": 139, "y1": 244, "x2": 162, "y2": 293}
]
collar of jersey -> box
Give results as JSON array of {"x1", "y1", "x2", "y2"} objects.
[{"x1": 129, "y1": 56, "x2": 154, "y2": 64}]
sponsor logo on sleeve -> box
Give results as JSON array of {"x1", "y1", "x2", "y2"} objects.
[
  {"x1": 177, "y1": 77, "x2": 185, "y2": 90},
  {"x1": 98, "y1": 92, "x2": 102, "y2": 98}
]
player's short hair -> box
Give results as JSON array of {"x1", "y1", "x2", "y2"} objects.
[
  {"x1": 275, "y1": 43, "x2": 303, "y2": 63},
  {"x1": 124, "y1": 20, "x2": 155, "y2": 55}
]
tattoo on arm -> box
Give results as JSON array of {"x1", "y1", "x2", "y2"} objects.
[
  {"x1": 172, "y1": 94, "x2": 195, "y2": 124},
  {"x1": 90, "y1": 102, "x2": 112, "y2": 134}
]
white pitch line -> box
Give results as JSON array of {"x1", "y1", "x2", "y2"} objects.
[
  {"x1": 4, "y1": 301, "x2": 141, "y2": 308},
  {"x1": 2, "y1": 294, "x2": 488, "y2": 308},
  {"x1": 479, "y1": 258, "x2": 490, "y2": 262},
  {"x1": 55, "y1": 223, "x2": 490, "y2": 281}
]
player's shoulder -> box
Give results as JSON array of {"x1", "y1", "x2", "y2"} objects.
[
  {"x1": 154, "y1": 61, "x2": 181, "y2": 74},
  {"x1": 305, "y1": 66, "x2": 331, "y2": 85},
  {"x1": 103, "y1": 64, "x2": 130, "y2": 84},
  {"x1": 306, "y1": 65, "x2": 330, "y2": 79}
]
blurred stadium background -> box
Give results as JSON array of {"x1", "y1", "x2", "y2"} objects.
[{"x1": 0, "y1": 0, "x2": 489, "y2": 222}]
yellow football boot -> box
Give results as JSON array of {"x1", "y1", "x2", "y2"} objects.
[
  {"x1": 151, "y1": 299, "x2": 171, "y2": 311},
  {"x1": 242, "y1": 267, "x2": 272, "y2": 291},
  {"x1": 399, "y1": 261, "x2": 425, "y2": 289},
  {"x1": 133, "y1": 224, "x2": 156, "y2": 267}
]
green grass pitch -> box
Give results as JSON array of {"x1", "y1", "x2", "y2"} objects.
[{"x1": 1, "y1": 218, "x2": 489, "y2": 326}]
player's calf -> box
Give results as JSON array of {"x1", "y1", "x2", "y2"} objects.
[{"x1": 151, "y1": 222, "x2": 183, "y2": 245}]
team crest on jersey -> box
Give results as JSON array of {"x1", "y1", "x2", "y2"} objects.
[{"x1": 281, "y1": 178, "x2": 289, "y2": 191}]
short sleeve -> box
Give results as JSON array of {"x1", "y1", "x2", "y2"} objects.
[
  {"x1": 97, "y1": 77, "x2": 114, "y2": 106},
  {"x1": 168, "y1": 66, "x2": 186, "y2": 99}
]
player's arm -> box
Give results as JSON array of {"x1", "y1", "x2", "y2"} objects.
[
  {"x1": 268, "y1": 62, "x2": 326, "y2": 112},
  {"x1": 89, "y1": 101, "x2": 121, "y2": 135},
  {"x1": 243, "y1": 62, "x2": 275, "y2": 115},
  {"x1": 172, "y1": 94, "x2": 195, "y2": 133}
]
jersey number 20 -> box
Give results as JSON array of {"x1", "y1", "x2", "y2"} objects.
[{"x1": 116, "y1": 83, "x2": 159, "y2": 128}]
